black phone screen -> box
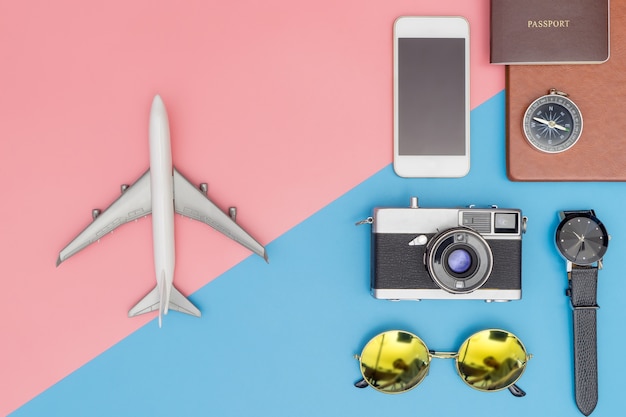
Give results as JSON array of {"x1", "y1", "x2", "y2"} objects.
[{"x1": 397, "y1": 37, "x2": 466, "y2": 156}]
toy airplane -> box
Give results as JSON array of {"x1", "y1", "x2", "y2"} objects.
[{"x1": 57, "y1": 95, "x2": 268, "y2": 327}]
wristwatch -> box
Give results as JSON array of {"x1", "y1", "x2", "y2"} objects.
[{"x1": 555, "y1": 210, "x2": 610, "y2": 416}]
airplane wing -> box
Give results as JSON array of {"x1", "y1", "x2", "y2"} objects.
[
  {"x1": 57, "y1": 170, "x2": 153, "y2": 265},
  {"x1": 172, "y1": 168, "x2": 268, "y2": 262}
]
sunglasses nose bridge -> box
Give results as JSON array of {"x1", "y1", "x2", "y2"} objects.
[{"x1": 429, "y1": 350, "x2": 457, "y2": 360}]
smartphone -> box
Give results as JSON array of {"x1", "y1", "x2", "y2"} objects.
[{"x1": 393, "y1": 16, "x2": 470, "y2": 178}]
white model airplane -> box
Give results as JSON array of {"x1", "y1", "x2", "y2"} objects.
[{"x1": 57, "y1": 95, "x2": 268, "y2": 327}]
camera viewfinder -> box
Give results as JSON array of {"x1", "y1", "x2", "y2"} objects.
[{"x1": 494, "y1": 213, "x2": 519, "y2": 234}]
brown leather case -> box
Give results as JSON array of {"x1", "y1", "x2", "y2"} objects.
[
  {"x1": 506, "y1": 1, "x2": 626, "y2": 182},
  {"x1": 491, "y1": 0, "x2": 609, "y2": 64}
]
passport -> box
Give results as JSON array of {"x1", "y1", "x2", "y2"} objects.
[
  {"x1": 491, "y1": 0, "x2": 609, "y2": 64},
  {"x1": 506, "y1": 0, "x2": 626, "y2": 181}
]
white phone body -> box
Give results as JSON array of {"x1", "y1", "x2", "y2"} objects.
[{"x1": 393, "y1": 16, "x2": 470, "y2": 178}]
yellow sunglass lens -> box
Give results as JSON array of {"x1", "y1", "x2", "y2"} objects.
[
  {"x1": 359, "y1": 331, "x2": 430, "y2": 393},
  {"x1": 456, "y1": 329, "x2": 528, "y2": 392}
]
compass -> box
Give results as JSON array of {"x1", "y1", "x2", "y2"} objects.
[{"x1": 522, "y1": 88, "x2": 583, "y2": 153}]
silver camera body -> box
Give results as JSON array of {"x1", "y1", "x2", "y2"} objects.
[{"x1": 370, "y1": 197, "x2": 526, "y2": 302}]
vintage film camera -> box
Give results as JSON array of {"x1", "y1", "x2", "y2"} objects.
[{"x1": 366, "y1": 197, "x2": 526, "y2": 302}]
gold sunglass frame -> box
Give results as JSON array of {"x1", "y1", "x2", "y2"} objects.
[{"x1": 354, "y1": 328, "x2": 532, "y2": 397}]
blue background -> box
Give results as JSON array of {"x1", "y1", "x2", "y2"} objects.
[{"x1": 12, "y1": 92, "x2": 626, "y2": 416}]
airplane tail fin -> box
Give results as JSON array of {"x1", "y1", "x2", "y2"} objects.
[
  {"x1": 128, "y1": 284, "x2": 162, "y2": 324},
  {"x1": 128, "y1": 276, "x2": 201, "y2": 327},
  {"x1": 168, "y1": 285, "x2": 201, "y2": 318}
]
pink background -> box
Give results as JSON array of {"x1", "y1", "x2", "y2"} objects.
[{"x1": 0, "y1": 0, "x2": 503, "y2": 414}]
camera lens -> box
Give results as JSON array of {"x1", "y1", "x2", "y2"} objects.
[
  {"x1": 442, "y1": 244, "x2": 479, "y2": 279},
  {"x1": 447, "y1": 248, "x2": 472, "y2": 274},
  {"x1": 425, "y1": 228, "x2": 493, "y2": 294}
]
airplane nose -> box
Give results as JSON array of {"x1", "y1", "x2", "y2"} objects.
[
  {"x1": 151, "y1": 94, "x2": 166, "y2": 113},
  {"x1": 150, "y1": 95, "x2": 169, "y2": 129}
]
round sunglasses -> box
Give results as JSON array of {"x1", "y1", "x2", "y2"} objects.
[{"x1": 354, "y1": 329, "x2": 531, "y2": 397}]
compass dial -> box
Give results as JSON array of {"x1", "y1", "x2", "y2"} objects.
[
  {"x1": 556, "y1": 214, "x2": 608, "y2": 265},
  {"x1": 523, "y1": 90, "x2": 583, "y2": 153}
]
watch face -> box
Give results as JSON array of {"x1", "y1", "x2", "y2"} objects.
[
  {"x1": 523, "y1": 90, "x2": 583, "y2": 153},
  {"x1": 556, "y1": 213, "x2": 608, "y2": 265}
]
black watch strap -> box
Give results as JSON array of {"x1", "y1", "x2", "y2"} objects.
[{"x1": 567, "y1": 266, "x2": 599, "y2": 416}]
